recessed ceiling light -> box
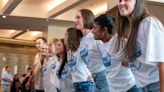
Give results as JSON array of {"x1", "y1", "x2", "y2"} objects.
[
  {"x1": 48, "y1": 0, "x2": 66, "y2": 11},
  {"x1": 93, "y1": 5, "x2": 107, "y2": 15},
  {"x1": 2, "y1": 15, "x2": 6, "y2": 18},
  {"x1": 27, "y1": 29, "x2": 30, "y2": 32},
  {"x1": 31, "y1": 31, "x2": 42, "y2": 36},
  {"x1": 2, "y1": 57, "x2": 6, "y2": 61}
]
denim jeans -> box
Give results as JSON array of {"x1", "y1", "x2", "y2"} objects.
[
  {"x1": 127, "y1": 85, "x2": 140, "y2": 92},
  {"x1": 74, "y1": 81, "x2": 94, "y2": 92},
  {"x1": 92, "y1": 70, "x2": 110, "y2": 92},
  {"x1": 140, "y1": 82, "x2": 160, "y2": 92},
  {"x1": 56, "y1": 87, "x2": 60, "y2": 92},
  {"x1": 35, "y1": 90, "x2": 44, "y2": 92}
]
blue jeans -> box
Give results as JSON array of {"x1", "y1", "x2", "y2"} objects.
[
  {"x1": 56, "y1": 87, "x2": 60, "y2": 92},
  {"x1": 127, "y1": 85, "x2": 140, "y2": 92},
  {"x1": 35, "y1": 90, "x2": 44, "y2": 92},
  {"x1": 92, "y1": 70, "x2": 110, "y2": 92},
  {"x1": 140, "y1": 82, "x2": 160, "y2": 92},
  {"x1": 74, "y1": 81, "x2": 94, "y2": 92}
]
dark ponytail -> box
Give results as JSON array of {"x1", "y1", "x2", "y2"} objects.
[
  {"x1": 58, "y1": 39, "x2": 67, "y2": 79},
  {"x1": 94, "y1": 14, "x2": 115, "y2": 34}
]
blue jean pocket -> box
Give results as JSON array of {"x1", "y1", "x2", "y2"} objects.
[
  {"x1": 74, "y1": 81, "x2": 94, "y2": 92},
  {"x1": 127, "y1": 85, "x2": 140, "y2": 92},
  {"x1": 92, "y1": 70, "x2": 110, "y2": 92}
]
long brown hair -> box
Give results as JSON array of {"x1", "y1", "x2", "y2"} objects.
[
  {"x1": 79, "y1": 9, "x2": 94, "y2": 30},
  {"x1": 117, "y1": 0, "x2": 149, "y2": 61},
  {"x1": 66, "y1": 27, "x2": 82, "y2": 52},
  {"x1": 57, "y1": 39, "x2": 67, "y2": 79}
]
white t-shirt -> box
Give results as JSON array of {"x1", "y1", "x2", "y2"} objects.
[
  {"x1": 129, "y1": 16, "x2": 164, "y2": 87},
  {"x1": 68, "y1": 50, "x2": 92, "y2": 83},
  {"x1": 1, "y1": 71, "x2": 13, "y2": 85},
  {"x1": 59, "y1": 63, "x2": 75, "y2": 92},
  {"x1": 102, "y1": 35, "x2": 135, "y2": 92},
  {"x1": 80, "y1": 32, "x2": 106, "y2": 73},
  {"x1": 42, "y1": 56, "x2": 59, "y2": 92}
]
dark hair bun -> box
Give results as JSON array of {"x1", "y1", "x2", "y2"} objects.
[{"x1": 94, "y1": 14, "x2": 115, "y2": 34}]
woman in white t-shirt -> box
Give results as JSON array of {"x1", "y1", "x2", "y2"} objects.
[
  {"x1": 56, "y1": 39, "x2": 75, "y2": 92},
  {"x1": 42, "y1": 55, "x2": 59, "y2": 92},
  {"x1": 64, "y1": 27, "x2": 94, "y2": 92},
  {"x1": 42, "y1": 39, "x2": 74, "y2": 92},
  {"x1": 117, "y1": 0, "x2": 164, "y2": 92},
  {"x1": 92, "y1": 14, "x2": 139, "y2": 92},
  {"x1": 75, "y1": 9, "x2": 110, "y2": 92},
  {"x1": 41, "y1": 41, "x2": 59, "y2": 92}
]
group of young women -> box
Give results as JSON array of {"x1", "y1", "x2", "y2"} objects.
[{"x1": 39, "y1": 0, "x2": 164, "y2": 92}]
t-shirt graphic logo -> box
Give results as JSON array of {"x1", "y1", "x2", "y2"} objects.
[
  {"x1": 134, "y1": 42, "x2": 142, "y2": 58},
  {"x1": 61, "y1": 68, "x2": 68, "y2": 80},
  {"x1": 129, "y1": 61, "x2": 142, "y2": 71},
  {"x1": 69, "y1": 56, "x2": 77, "y2": 72},
  {"x1": 102, "y1": 50, "x2": 111, "y2": 67},
  {"x1": 51, "y1": 64, "x2": 56, "y2": 78},
  {"x1": 129, "y1": 42, "x2": 142, "y2": 71},
  {"x1": 80, "y1": 44, "x2": 89, "y2": 64}
]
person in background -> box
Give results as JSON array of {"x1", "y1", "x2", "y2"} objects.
[
  {"x1": 1, "y1": 66, "x2": 13, "y2": 92},
  {"x1": 26, "y1": 37, "x2": 47, "y2": 92},
  {"x1": 21, "y1": 68, "x2": 31, "y2": 92},
  {"x1": 11, "y1": 74, "x2": 20, "y2": 92},
  {"x1": 41, "y1": 39, "x2": 59, "y2": 92},
  {"x1": 117, "y1": 0, "x2": 164, "y2": 92}
]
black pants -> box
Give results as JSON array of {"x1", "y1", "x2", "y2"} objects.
[{"x1": 35, "y1": 90, "x2": 44, "y2": 92}]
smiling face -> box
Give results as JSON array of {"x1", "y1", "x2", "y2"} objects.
[
  {"x1": 118, "y1": 0, "x2": 136, "y2": 17},
  {"x1": 55, "y1": 40, "x2": 65, "y2": 55},
  {"x1": 35, "y1": 38, "x2": 45, "y2": 51},
  {"x1": 40, "y1": 44, "x2": 48, "y2": 56},
  {"x1": 75, "y1": 11, "x2": 84, "y2": 30},
  {"x1": 92, "y1": 22, "x2": 103, "y2": 40}
]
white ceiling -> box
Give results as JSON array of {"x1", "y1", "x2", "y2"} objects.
[
  {"x1": 55, "y1": 0, "x2": 107, "y2": 21},
  {"x1": 11, "y1": 0, "x2": 50, "y2": 18},
  {"x1": 1, "y1": 0, "x2": 164, "y2": 19},
  {"x1": 0, "y1": 29, "x2": 43, "y2": 41},
  {"x1": 10, "y1": 0, "x2": 107, "y2": 21},
  {"x1": 16, "y1": 31, "x2": 43, "y2": 41},
  {"x1": 0, "y1": 0, "x2": 163, "y2": 41},
  {"x1": 0, "y1": 0, "x2": 107, "y2": 41},
  {"x1": 0, "y1": 29, "x2": 22, "y2": 38}
]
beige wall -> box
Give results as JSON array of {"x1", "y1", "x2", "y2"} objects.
[
  {"x1": 48, "y1": 22, "x2": 75, "y2": 42},
  {"x1": 48, "y1": 25, "x2": 68, "y2": 42},
  {"x1": 0, "y1": 44, "x2": 36, "y2": 78}
]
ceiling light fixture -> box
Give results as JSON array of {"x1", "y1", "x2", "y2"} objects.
[
  {"x1": 1, "y1": 0, "x2": 9, "y2": 7},
  {"x1": 9, "y1": 29, "x2": 16, "y2": 34},
  {"x1": 47, "y1": 0, "x2": 66, "y2": 11},
  {"x1": 31, "y1": 31, "x2": 42, "y2": 36},
  {"x1": 2, "y1": 15, "x2": 6, "y2": 18},
  {"x1": 27, "y1": 29, "x2": 30, "y2": 32},
  {"x1": 93, "y1": 5, "x2": 107, "y2": 15},
  {"x1": 2, "y1": 57, "x2": 6, "y2": 61}
]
